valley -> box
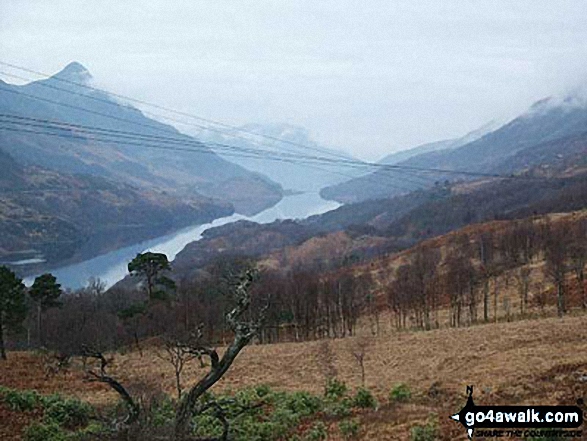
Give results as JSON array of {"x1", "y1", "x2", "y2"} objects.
[
  {"x1": 2, "y1": 8, "x2": 587, "y2": 440},
  {"x1": 33, "y1": 192, "x2": 339, "y2": 289}
]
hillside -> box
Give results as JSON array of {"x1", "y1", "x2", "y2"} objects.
[
  {"x1": 168, "y1": 188, "x2": 450, "y2": 281},
  {"x1": 495, "y1": 130, "x2": 587, "y2": 176},
  {"x1": 3, "y1": 177, "x2": 587, "y2": 440},
  {"x1": 167, "y1": 169, "x2": 587, "y2": 285},
  {"x1": 378, "y1": 120, "x2": 500, "y2": 166},
  {"x1": 0, "y1": 148, "x2": 232, "y2": 269},
  {"x1": 321, "y1": 95, "x2": 587, "y2": 203},
  {"x1": 139, "y1": 170, "x2": 587, "y2": 350},
  {"x1": 2, "y1": 314, "x2": 586, "y2": 440},
  {"x1": 0, "y1": 63, "x2": 283, "y2": 215}
]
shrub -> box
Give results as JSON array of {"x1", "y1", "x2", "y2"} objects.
[
  {"x1": 351, "y1": 387, "x2": 377, "y2": 409},
  {"x1": 410, "y1": 415, "x2": 438, "y2": 441},
  {"x1": 148, "y1": 395, "x2": 175, "y2": 427},
  {"x1": 73, "y1": 421, "x2": 109, "y2": 438},
  {"x1": 230, "y1": 416, "x2": 289, "y2": 441},
  {"x1": 2, "y1": 389, "x2": 41, "y2": 412},
  {"x1": 234, "y1": 387, "x2": 262, "y2": 406},
  {"x1": 305, "y1": 421, "x2": 328, "y2": 440},
  {"x1": 40, "y1": 393, "x2": 65, "y2": 408},
  {"x1": 324, "y1": 378, "x2": 347, "y2": 400},
  {"x1": 192, "y1": 414, "x2": 225, "y2": 439},
  {"x1": 390, "y1": 383, "x2": 411, "y2": 403},
  {"x1": 254, "y1": 384, "x2": 272, "y2": 398},
  {"x1": 270, "y1": 405, "x2": 301, "y2": 426},
  {"x1": 23, "y1": 422, "x2": 68, "y2": 441},
  {"x1": 339, "y1": 419, "x2": 360, "y2": 439},
  {"x1": 190, "y1": 388, "x2": 327, "y2": 441},
  {"x1": 283, "y1": 391, "x2": 323, "y2": 417},
  {"x1": 44, "y1": 398, "x2": 93, "y2": 429},
  {"x1": 324, "y1": 397, "x2": 352, "y2": 418}
]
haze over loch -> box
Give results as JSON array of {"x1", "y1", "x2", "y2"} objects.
[{"x1": 1, "y1": 2, "x2": 587, "y2": 440}]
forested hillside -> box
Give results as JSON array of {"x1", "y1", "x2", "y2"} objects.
[
  {"x1": 44, "y1": 208, "x2": 587, "y2": 350},
  {"x1": 4, "y1": 4, "x2": 587, "y2": 441},
  {"x1": 0, "y1": 62, "x2": 288, "y2": 270}
]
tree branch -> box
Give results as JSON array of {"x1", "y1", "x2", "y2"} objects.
[
  {"x1": 174, "y1": 268, "x2": 270, "y2": 440},
  {"x1": 81, "y1": 345, "x2": 139, "y2": 425}
]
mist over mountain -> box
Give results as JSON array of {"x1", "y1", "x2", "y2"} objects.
[
  {"x1": 0, "y1": 62, "x2": 283, "y2": 215},
  {"x1": 195, "y1": 123, "x2": 365, "y2": 192},
  {"x1": 0, "y1": 62, "x2": 288, "y2": 270},
  {"x1": 321, "y1": 92, "x2": 587, "y2": 203}
]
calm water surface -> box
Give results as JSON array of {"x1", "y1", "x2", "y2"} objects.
[{"x1": 29, "y1": 193, "x2": 340, "y2": 289}]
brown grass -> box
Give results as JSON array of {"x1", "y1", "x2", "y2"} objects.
[{"x1": 2, "y1": 314, "x2": 587, "y2": 439}]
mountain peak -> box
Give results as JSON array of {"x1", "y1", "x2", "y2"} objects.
[{"x1": 52, "y1": 62, "x2": 92, "y2": 83}]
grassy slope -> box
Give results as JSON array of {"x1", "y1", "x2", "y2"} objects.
[{"x1": 1, "y1": 313, "x2": 586, "y2": 440}]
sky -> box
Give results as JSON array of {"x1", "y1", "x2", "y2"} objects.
[{"x1": 1, "y1": 0, "x2": 587, "y2": 161}]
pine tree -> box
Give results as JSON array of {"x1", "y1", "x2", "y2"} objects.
[
  {"x1": 0, "y1": 266, "x2": 26, "y2": 360},
  {"x1": 29, "y1": 273, "x2": 63, "y2": 347}
]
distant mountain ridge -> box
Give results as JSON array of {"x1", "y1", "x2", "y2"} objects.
[
  {"x1": 195, "y1": 122, "x2": 365, "y2": 192},
  {"x1": 321, "y1": 93, "x2": 587, "y2": 203},
  {"x1": 378, "y1": 120, "x2": 501, "y2": 166},
  {"x1": 0, "y1": 62, "x2": 283, "y2": 215},
  {"x1": 320, "y1": 120, "x2": 499, "y2": 203}
]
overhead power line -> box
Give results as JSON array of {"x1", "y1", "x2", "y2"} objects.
[
  {"x1": 0, "y1": 94, "x2": 517, "y2": 183},
  {"x1": 0, "y1": 61, "x2": 547, "y2": 187},
  {"x1": 0, "y1": 63, "x2": 500, "y2": 182},
  {"x1": 0, "y1": 68, "x2": 435, "y2": 189},
  {"x1": 0, "y1": 113, "x2": 508, "y2": 195},
  {"x1": 0, "y1": 120, "x2": 421, "y2": 194},
  {"x1": 0, "y1": 112, "x2": 437, "y2": 193},
  {"x1": 1, "y1": 67, "x2": 429, "y2": 189},
  {"x1": 0, "y1": 66, "x2": 358, "y2": 162}
]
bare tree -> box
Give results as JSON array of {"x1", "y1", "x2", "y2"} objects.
[
  {"x1": 515, "y1": 267, "x2": 531, "y2": 316},
  {"x1": 477, "y1": 232, "x2": 495, "y2": 322},
  {"x1": 350, "y1": 337, "x2": 370, "y2": 387},
  {"x1": 569, "y1": 219, "x2": 587, "y2": 309},
  {"x1": 445, "y1": 254, "x2": 475, "y2": 327},
  {"x1": 157, "y1": 335, "x2": 202, "y2": 400},
  {"x1": 544, "y1": 223, "x2": 569, "y2": 317},
  {"x1": 174, "y1": 269, "x2": 268, "y2": 440},
  {"x1": 389, "y1": 264, "x2": 413, "y2": 330},
  {"x1": 493, "y1": 276, "x2": 500, "y2": 323},
  {"x1": 412, "y1": 247, "x2": 441, "y2": 330}
]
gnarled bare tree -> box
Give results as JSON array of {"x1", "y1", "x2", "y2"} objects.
[{"x1": 174, "y1": 269, "x2": 268, "y2": 440}]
